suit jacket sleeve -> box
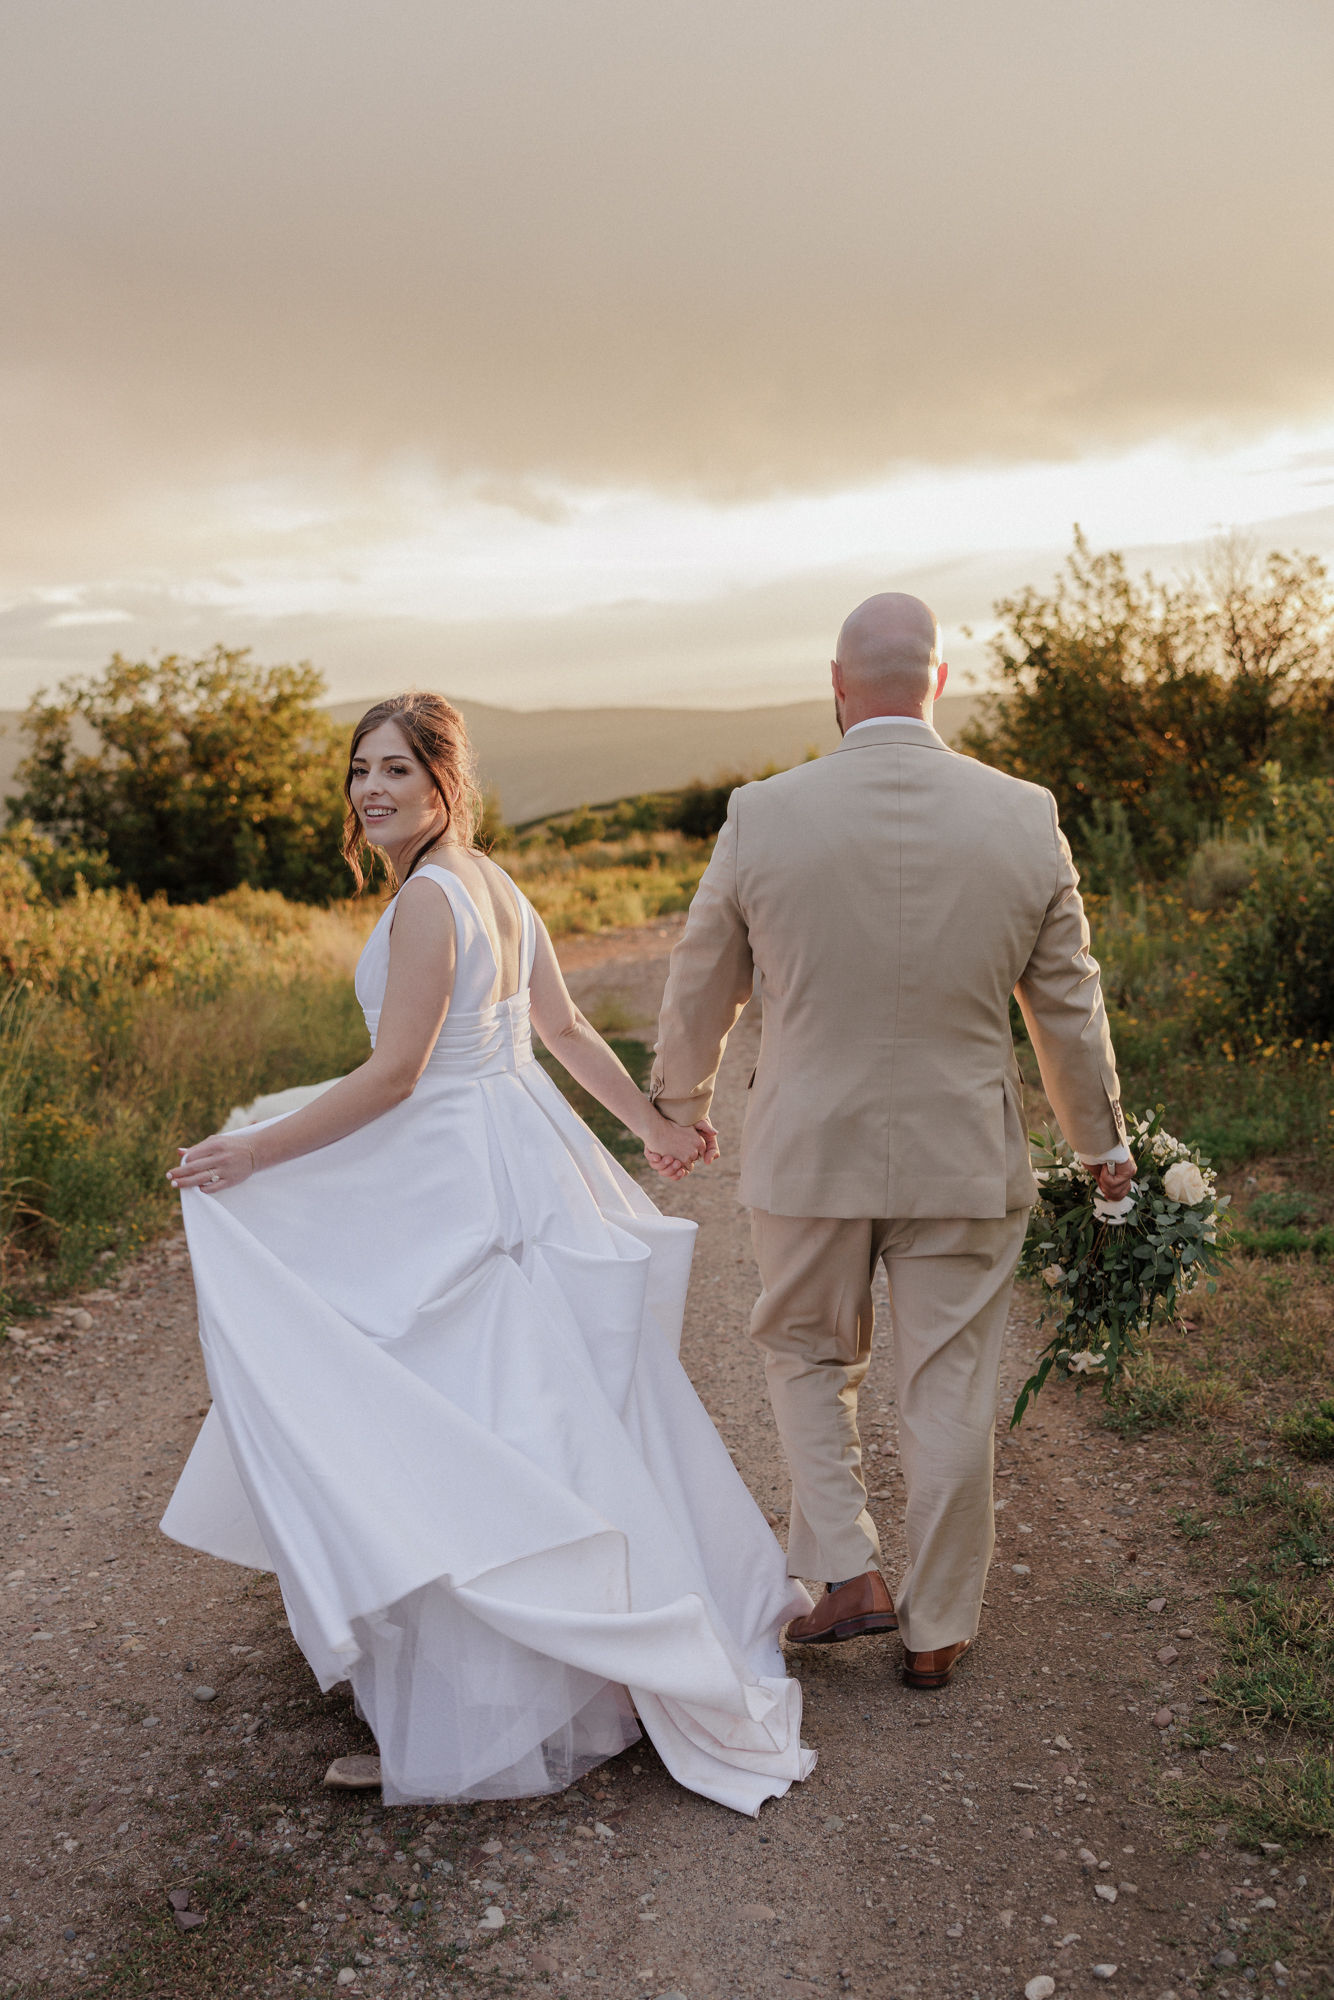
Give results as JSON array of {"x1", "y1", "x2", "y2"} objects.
[
  {"x1": 1014, "y1": 795, "x2": 1126, "y2": 1159},
  {"x1": 650, "y1": 794, "x2": 755, "y2": 1125}
]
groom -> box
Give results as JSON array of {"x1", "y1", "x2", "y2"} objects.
[{"x1": 649, "y1": 593, "x2": 1132, "y2": 1688}]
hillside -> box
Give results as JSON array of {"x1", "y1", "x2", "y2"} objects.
[
  {"x1": 330, "y1": 691, "x2": 980, "y2": 822},
  {"x1": 0, "y1": 693, "x2": 981, "y2": 830}
]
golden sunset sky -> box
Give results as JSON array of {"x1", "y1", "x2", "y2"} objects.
[{"x1": 3, "y1": 0, "x2": 1333, "y2": 708}]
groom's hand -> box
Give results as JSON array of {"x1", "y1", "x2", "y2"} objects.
[
  {"x1": 643, "y1": 1116, "x2": 720, "y2": 1182},
  {"x1": 1093, "y1": 1156, "x2": 1136, "y2": 1200}
]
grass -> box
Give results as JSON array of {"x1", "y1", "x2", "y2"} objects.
[
  {"x1": 0, "y1": 887, "x2": 376, "y2": 1316},
  {"x1": 1011, "y1": 880, "x2": 1334, "y2": 1862},
  {"x1": 1211, "y1": 1586, "x2": 1334, "y2": 1730},
  {"x1": 0, "y1": 861, "x2": 670, "y2": 1319},
  {"x1": 1179, "y1": 1754, "x2": 1334, "y2": 1850},
  {"x1": 1076, "y1": 1243, "x2": 1331, "y2": 1449},
  {"x1": 1097, "y1": 1358, "x2": 1201, "y2": 1437},
  {"x1": 507, "y1": 829, "x2": 711, "y2": 938},
  {"x1": 1062, "y1": 1572, "x2": 1160, "y2": 1617},
  {"x1": 1278, "y1": 1400, "x2": 1334, "y2": 1462},
  {"x1": 1108, "y1": 1249, "x2": 1334, "y2": 1859}
]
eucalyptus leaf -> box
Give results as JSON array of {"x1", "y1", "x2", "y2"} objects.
[{"x1": 1013, "y1": 1107, "x2": 1230, "y2": 1426}]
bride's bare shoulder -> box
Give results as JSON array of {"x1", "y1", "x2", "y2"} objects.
[{"x1": 388, "y1": 869, "x2": 460, "y2": 939}]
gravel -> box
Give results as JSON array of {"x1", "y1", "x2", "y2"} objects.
[{"x1": 0, "y1": 916, "x2": 1296, "y2": 2000}]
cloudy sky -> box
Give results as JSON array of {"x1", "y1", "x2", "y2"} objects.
[{"x1": 3, "y1": 0, "x2": 1333, "y2": 710}]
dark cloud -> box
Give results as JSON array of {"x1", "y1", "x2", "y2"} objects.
[{"x1": 2, "y1": 0, "x2": 1332, "y2": 562}]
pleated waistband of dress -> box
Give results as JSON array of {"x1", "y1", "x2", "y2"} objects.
[{"x1": 363, "y1": 993, "x2": 536, "y2": 1077}]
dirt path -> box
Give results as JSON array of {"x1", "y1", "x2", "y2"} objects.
[{"x1": 0, "y1": 920, "x2": 1316, "y2": 2000}]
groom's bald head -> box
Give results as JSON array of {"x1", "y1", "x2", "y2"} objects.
[{"x1": 832, "y1": 592, "x2": 945, "y2": 731}]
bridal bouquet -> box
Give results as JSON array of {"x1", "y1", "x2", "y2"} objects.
[{"x1": 1011, "y1": 1108, "x2": 1229, "y2": 1427}]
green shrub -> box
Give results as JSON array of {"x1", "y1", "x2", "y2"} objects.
[
  {"x1": 1075, "y1": 798, "x2": 1140, "y2": 896},
  {"x1": 1248, "y1": 1189, "x2": 1320, "y2": 1228},
  {"x1": 531, "y1": 768, "x2": 782, "y2": 849},
  {"x1": 1210, "y1": 771, "x2": 1334, "y2": 1040},
  {"x1": 665, "y1": 775, "x2": 752, "y2": 841},
  {"x1": 1232, "y1": 1227, "x2": 1334, "y2": 1259},
  {"x1": 1278, "y1": 1399, "x2": 1334, "y2": 1462},
  {"x1": 508, "y1": 834, "x2": 711, "y2": 936},
  {"x1": 1183, "y1": 836, "x2": 1259, "y2": 912}
]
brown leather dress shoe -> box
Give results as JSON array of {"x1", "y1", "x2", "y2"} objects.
[
  {"x1": 901, "y1": 1639, "x2": 971, "y2": 1689},
  {"x1": 785, "y1": 1571, "x2": 898, "y2": 1645}
]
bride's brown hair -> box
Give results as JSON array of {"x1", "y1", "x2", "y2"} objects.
[{"x1": 341, "y1": 692, "x2": 482, "y2": 893}]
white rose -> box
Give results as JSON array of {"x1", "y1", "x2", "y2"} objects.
[
  {"x1": 1163, "y1": 1161, "x2": 1208, "y2": 1205},
  {"x1": 1042, "y1": 1264, "x2": 1065, "y2": 1288}
]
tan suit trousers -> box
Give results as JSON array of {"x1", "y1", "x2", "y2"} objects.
[{"x1": 749, "y1": 1207, "x2": 1029, "y2": 1655}]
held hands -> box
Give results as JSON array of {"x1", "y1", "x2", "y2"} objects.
[
  {"x1": 167, "y1": 1133, "x2": 257, "y2": 1195},
  {"x1": 643, "y1": 1113, "x2": 720, "y2": 1183}
]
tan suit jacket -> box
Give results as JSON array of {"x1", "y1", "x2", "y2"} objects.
[{"x1": 650, "y1": 720, "x2": 1124, "y2": 1220}]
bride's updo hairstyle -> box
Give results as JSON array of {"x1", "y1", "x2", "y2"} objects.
[{"x1": 342, "y1": 692, "x2": 483, "y2": 893}]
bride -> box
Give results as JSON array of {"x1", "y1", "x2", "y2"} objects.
[{"x1": 161, "y1": 692, "x2": 815, "y2": 1815}]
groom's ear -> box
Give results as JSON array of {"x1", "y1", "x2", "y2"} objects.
[
  {"x1": 831, "y1": 657, "x2": 845, "y2": 701},
  {"x1": 936, "y1": 660, "x2": 949, "y2": 699}
]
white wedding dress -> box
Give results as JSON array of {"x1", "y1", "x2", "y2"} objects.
[{"x1": 161, "y1": 864, "x2": 815, "y2": 1814}]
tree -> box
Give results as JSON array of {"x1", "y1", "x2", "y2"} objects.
[
  {"x1": 8, "y1": 648, "x2": 350, "y2": 903},
  {"x1": 963, "y1": 531, "x2": 1334, "y2": 880}
]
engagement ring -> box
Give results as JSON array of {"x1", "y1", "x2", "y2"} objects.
[{"x1": 210, "y1": 1171, "x2": 221, "y2": 1183}]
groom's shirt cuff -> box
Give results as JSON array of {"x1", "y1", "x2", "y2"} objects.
[{"x1": 1078, "y1": 1141, "x2": 1132, "y2": 1166}]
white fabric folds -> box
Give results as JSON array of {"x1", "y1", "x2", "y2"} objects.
[{"x1": 161, "y1": 865, "x2": 814, "y2": 1814}]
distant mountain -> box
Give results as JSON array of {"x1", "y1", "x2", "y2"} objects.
[
  {"x1": 0, "y1": 693, "x2": 982, "y2": 833},
  {"x1": 326, "y1": 693, "x2": 982, "y2": 824}
]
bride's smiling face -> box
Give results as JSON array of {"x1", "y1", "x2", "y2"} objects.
[{"x1": 349, "y1": 721, "x2": 447, "y2": 859}]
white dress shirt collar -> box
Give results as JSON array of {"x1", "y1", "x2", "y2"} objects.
[{"x1": 841, "y1": 713, "x2": 939, "y2": 739}]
